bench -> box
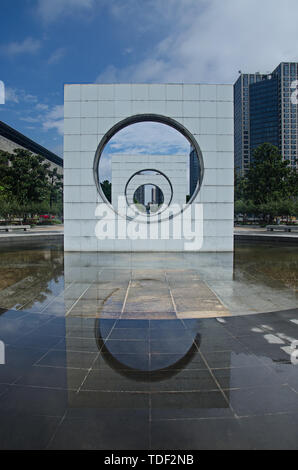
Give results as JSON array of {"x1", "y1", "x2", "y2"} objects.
[
  {"x1": 267, "y1": 225, "x2": 298, "y2": 232},
  {"x1": 0, "y1": 225, "x2": 31, "y2": 232}
]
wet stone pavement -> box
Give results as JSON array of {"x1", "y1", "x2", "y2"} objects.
[
  {"x1": 0, "y1": 243, "x2": 297, "y2": 449},
  {"x1": 0, "y1": 308, "x2": 298, "y2": 449}
]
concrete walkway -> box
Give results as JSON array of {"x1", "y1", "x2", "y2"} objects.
[
  {"x1": 1, "y1": 224, "x2": 297, "y2": 245},
  {"x1": 0, "y1": 225, "x2": 63, "y2": 244},
  {"x1": 235, "y1": 226, "x2": 298, "y2": 243}
]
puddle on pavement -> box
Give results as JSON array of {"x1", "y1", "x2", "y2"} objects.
[{"x1": 0, "y1": 242, "x2": 298, "y2": 449}]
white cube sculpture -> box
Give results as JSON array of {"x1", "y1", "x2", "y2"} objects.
[{"x1": 64, "y1": 83, "x2": 234, "y2": 252}]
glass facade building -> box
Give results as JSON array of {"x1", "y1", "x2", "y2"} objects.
[
  {"x1": 234, "y1": 73, "x2": 268, "y2": 174},
  {"x1": 151, "y1": 186, "x2": 163, "y2": 205},
  {"x1": 134, "y1": 185, "x2": 145, "y2": 205},
  {"x1": 234, "y1": 62, "x2": 298, "y2": 174},
  {"x1": 189, "y1": 145, "x2": 200, "y2": 198},
  {"x1": 273, "y1": 62, "x2": 298, "y2": 168},
  {"x1": 250, "y1": 75, "x2": 280, "y2": 156}
]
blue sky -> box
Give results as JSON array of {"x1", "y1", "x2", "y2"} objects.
[
  {"x1": 100, "y1": 122, "x2": 190, "y2": 181},
  {"x1": 1, "y1": 0, "x2": 298, "y2": 157}
]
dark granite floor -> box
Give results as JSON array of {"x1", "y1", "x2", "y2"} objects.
[{"x1": 1, "y1": 306, "x2": 298, "y2": 449}]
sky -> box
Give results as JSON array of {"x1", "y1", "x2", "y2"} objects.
[
  {"x1": 1, "y1": 0, "x2": 298, "y2": 157},
  {"x1": 100, "y1": 121, "x2": 190, "y2": 181}
]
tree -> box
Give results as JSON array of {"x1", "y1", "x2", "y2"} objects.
[
  {"x1": 100, "y1": 180, "x2": 111, "y2": 203},
  {"x1": 244, "y1": 143, "x2": 292, "y2": 204},
  {"x1": 48, "y1": 167, "x2": 63, "y2": 208},
  {"x1": 0, "y1": 149, "x2": 63, "y2": 223},
  {"x1": 234, "y1": 143, "x2": 298, "y2": 224},
  {"x1": 288, "y1": 166, "x2": 298, "y2": 199},
  {"x1": 234, "y1": 170, "x2": 247, "y2": 201},
  {"x1": 0, "y1": 149, "x2": 50, "y2": 205}
]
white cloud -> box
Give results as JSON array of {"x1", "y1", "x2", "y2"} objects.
[
  {"x1": 5, "y1": 88, "x2": 19, "y2": 103},
  {"x1": 98, "y1": 155, "x2": 112, "y2": 182},
  {"x1": 106, "y1": 122, "x2": 189, "y2": 155},
  {"x1": 99, "y1": 121, "x2": 190, "y2": 182},
  {"x1": 45, "y1": 105, "x2": 64, "y2": 120},
  {"x1": 18, "y1": 102, "x2": 63, "y2": 136},
  {"x1": 123, "y1": 48, "x2": 133, "y2": 55},
  {"x1": 47, "y1": 47, "x2": 67, "y2": 65},
  {"x1": 36, "y1": 103, "x2": 49, "y2": 111},
  {"x1": 20, "y1": 116, "x2": 40, "y2": 123},
  {"x1": 96, "y1": 0, "x2": 298, "y2": 84},
  {"x1": 42, "y1": 105, "x2": 64, "y2": 135},
  {"x1": 0, "y1": 37, "x2": 41, "y2": 56},
  {"x1": 5, "y1": 88, "x2": 38, "y2": 104},
  {"x1": 37, "y1": 0, "x2": 95, "y2": 22}
]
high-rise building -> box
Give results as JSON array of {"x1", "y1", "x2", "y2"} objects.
[
  {"x1": 234, "y1": 62, "x2": 298, "y2": 175},
  {"x1": 151, "y1": 185, "x2": 163, "y2": 205},
  {"x1": 273, "y1": 62, "x2": 298, "y2": 168},
  {"x1": 234, "y1": 72, "x2": 268, "y2": 174},
  {"x1": 134, "y1": 185, "x2": 145, "y2": 205},
  {"x1": 189, "y1": 145, "x2": 200, "y2": 198},
  {"x1": 249, "y1": 75, "x2": 280, "y2": 155}
]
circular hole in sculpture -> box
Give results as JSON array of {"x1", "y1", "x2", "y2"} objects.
[
  {"x1": 133, "y1": 184, "x2": 164, "y2": 214},
  {"x1": 125, "y1": 169, "x2": 172, "y2": 217},
  {"x1": 94, "y1": 115, "x2": 204, "y2": 220}
]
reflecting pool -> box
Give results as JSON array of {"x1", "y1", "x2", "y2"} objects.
[{"x1": 0, "y1": 242, "x2": 297, "y2": 449}]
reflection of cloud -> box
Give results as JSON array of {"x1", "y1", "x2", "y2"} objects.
[{"x1": 105, "y1": 122, "x2": 189, "y2": 155}]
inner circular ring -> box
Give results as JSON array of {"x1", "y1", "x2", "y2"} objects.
[
  {"x1": 93, "y1": 113, "x2": 204, "y2": 223},
  {"x1": 133, "y1": 184, "x2": 164, "y2": 214},
  {"x1": 125, "y1": 169, "x2": 173, "y2": 217}
]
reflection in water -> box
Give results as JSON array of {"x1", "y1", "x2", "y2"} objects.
[
  {"x1": 0, "y1": 242, "x2": 296, "y2": 316},
  {"x1": 94, "y1": 317, "x2": 202, "y2": 379},
  {"x1": 0, "y1": 244, "x2": 64, "y2": 312},
  {"x1": 234, "y1": 244, "x2": 298, "y2": 291},
  {"x1": 0, "y1": 287, "x2": 298, "y2": 448},
  {"x1": 0, "y1": 241, "x2": 297, "y2": 448}
]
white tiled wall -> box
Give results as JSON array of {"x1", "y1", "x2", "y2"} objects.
[{"x1": 64, "y1": 83, "x2": 234, "y2": 252}]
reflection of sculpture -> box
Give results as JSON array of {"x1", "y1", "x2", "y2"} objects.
[{"x1": 94, "y1": 317, "x2": 202, "y2": 381}]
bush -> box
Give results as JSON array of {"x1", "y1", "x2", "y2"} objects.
[
  {"x1": 0, "y1": 200, "x2": 63, "y2": 224},
  {"x1": 234, "y1": 198, "x2": 298, "y2": 224}
]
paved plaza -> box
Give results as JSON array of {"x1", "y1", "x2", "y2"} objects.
[{"x1": 0, "y1": 242, "x2": 297, "y2": 449}]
